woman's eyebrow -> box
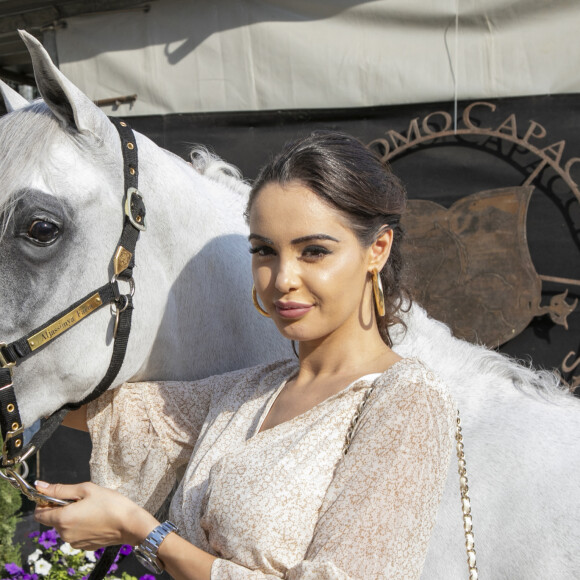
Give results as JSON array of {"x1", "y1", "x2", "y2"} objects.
[
  {"x1": 248, "y1": 233, "x2": 340, "y2": 244},
  {"x1": 248, "y1": 233, "x2": 274, "y2": 243},
  {"x1": 291, "y1": 234, "x2": 340, "y2": 245}
]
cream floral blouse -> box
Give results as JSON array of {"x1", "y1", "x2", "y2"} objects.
[{"x1": 87, "y1": 358, "x2": 456, "y2": 579}]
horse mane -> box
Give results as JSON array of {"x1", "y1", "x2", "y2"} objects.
[
  {"x1": 393, "y1": 302, "x2": 571, "y2": 404},
  {"x1": 189, "y1": 145, "x2": 250, "y2": 196}
]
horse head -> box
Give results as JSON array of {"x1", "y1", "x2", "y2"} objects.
[{"x1": 0, "y1": 31, "x2": 288, "y2": 429}]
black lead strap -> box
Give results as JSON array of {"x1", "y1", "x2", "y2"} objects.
[{"x1": 0, "y1": 368, "x2": 20, "y2": 460}]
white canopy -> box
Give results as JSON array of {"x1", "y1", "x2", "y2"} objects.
[{"x1": 54, "y1": 0, "x2": 580, "y2": 116}]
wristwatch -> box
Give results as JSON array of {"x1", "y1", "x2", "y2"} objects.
[{"x1": 134, "y1": 520, "x2": 179, "y2": 574}]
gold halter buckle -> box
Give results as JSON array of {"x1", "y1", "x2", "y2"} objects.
[{"x1": 0, "y1": 342, "x2": 15, "y2": 374}]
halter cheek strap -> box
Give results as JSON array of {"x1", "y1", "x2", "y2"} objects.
[{"x1": 0, "y1": 117, "x2": 145, "y2": 467}]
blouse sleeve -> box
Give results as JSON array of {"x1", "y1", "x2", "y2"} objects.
[
  {"x1": 87, "y1": 369, "x2": 244, "y2": 515},
  {"x1": 211, "y1": 366, "x2": 456, "y2": 580}
]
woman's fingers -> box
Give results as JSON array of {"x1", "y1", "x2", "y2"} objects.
[
  {"x1": 33, "y1": 481, "x2": 159, "y2": 549},
  {"x1": 34, "y1": 481, "x2": 85, "y2": 528},
  {"x1": 34, "y1": 502, "x2": 65, "y2": 527},
  {"x1": 33, "y1": 481, "x2": 82, "y2": 531},
  {"x1": 34, "y1": 481, "x2": 107, "y2": 548},
  {"x1": 35, "y1": 480, "x2": 85, "y2": 501}
]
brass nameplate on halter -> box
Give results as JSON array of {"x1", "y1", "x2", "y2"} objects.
[
  {"x1": 113, "y1": 246, "x2": 133, "y2": 276},
  {"x1": 27, "y1": 294, "x2": 103, "y2": 351}
]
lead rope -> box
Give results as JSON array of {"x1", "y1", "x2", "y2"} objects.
[{"x1": 343, "y1": 390, "x2": 478, "y2": 579}]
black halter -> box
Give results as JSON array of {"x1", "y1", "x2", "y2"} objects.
[{"x1": 0, "y1": 117, "x2": 146, "y2": 468}]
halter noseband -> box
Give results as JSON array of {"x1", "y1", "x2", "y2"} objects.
[{"x1": 0, "y1": 118, "x2": 145, "y2": 480}]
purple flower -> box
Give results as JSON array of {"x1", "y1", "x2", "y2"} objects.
[
  {"x1": 119, "y1": 545, "x2": 132, "y2": 556},
  {"x1": 107, "y1": 564, "x2": 118, "y2": 574},
  {"x1": 38, "y1": 528, "x2": 60, "y2": 549},
  {"x1": 94, "y1": 548, "x2": 105, "y2": 560},
  {"x1": 139, "y1": 575, "x2": 156, "y2": 580},
  {"x1": 28, "y1": 531, "x2": 40, "y2": 539},
  {"x1": 5, "y1": 563, "x2": 23, "y2": 576}
]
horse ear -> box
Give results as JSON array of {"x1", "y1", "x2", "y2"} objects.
[
  {"x1": 18, "y1": 30, "x2": 108, "y2": 135},
  {"x1": 0, "y1": 79, "x2": 29, "y2": 114}
]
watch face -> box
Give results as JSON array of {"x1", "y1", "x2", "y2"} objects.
[{"x1": 134, "y1": 549, "x2": 162, "y2": 574}]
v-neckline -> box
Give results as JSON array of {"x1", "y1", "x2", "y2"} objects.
[
  {"x1": 252, "y1": 363, "x2": 402, "y2": 438},
  {"x1": 255, "y1": 372, "x2": 297, "y2": 436}
]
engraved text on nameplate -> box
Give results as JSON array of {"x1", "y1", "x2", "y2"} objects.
[{"x1": 27, "y1": 293, "x2": 103, "y2": 351}]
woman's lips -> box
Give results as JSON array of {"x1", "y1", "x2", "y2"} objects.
[{"x1": 275, "y1": 301, "x2": 313, "y2": 319}]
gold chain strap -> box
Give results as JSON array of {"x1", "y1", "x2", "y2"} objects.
[
  {"x1": 342, "y1": 386, "x2": 374, "y2": 456},
  {"x1": 456, "y1": 411, "x2": 478, "y2": 579},
  {"x1": 343, "y1": 389, "x2": 478, "y2": 579}
]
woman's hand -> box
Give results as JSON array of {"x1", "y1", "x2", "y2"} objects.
[
  {"x1": 33, "y1": 481, "x2": 159, "y2": 550},
  {"x1": 34, "y1": 481, "x2": 217, "y2": 580}
]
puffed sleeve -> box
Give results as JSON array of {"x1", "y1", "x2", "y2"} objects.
[
  {"x1": 87, "y1": 369, "x2": 247, "y2": 515},
  {"x1": 210, "y1": 365, "x2": 456, "y2": 579}
]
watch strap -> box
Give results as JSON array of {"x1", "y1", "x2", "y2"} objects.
[{"x1": 134, "y1": 520, "x2": 179, "y2": 574}]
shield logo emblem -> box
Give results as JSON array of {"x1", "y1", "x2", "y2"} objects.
[{"x1": 402, "y1": 186, "x2": 542, "y2": 346}]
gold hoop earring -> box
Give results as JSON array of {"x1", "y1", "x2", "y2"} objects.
[
  {"x1": 371, "y1": 269, "x2": 386, "y2": 317},
  {"x1": 252, "y1": 285, "x2": 271, "y2": 317}
]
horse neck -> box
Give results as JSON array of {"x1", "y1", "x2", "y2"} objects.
[
  {"x1": 125, "y1": 136, "x2": 289, "y2": 381},
  {"x1": 137, "y1": 138, "x2": 250, "y2": 288}
]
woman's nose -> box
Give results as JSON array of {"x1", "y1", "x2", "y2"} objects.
[{"x1": 274, "y1": 257, "x2": 300, "y2": 293}]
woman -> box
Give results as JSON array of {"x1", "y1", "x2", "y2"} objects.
[{"x1": 35, "y1": 132, "x2": 457, "y2": 579}]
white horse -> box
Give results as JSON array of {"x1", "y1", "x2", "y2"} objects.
[{"x1": 0, "y1": 31, "x2": 578, "y2": 579}]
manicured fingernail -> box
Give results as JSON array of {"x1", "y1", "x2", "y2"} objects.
[{"x1": 35, "y1": 480, "x2": 49, "y2": 489}]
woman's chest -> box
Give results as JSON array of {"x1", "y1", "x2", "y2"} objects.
[{"x1": 172, "y1": 385, "x2": 369, "y2": 573}]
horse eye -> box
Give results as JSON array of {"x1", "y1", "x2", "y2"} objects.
[{"x1": 27, "y1": 220, "x2": 60, "y2": 244}]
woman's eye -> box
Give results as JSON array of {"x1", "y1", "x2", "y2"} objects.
[
  {"x1": 27, "y1": 220, "x2": 60, "y2": 245},
  {"x1": 249, "y1": 245, "x2": 275, "y2": 257},
  {"x1": 302, "y1": 246, "x2": 331, "y2": 259}
]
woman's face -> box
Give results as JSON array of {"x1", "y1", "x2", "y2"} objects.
[{"x1": 249, "y1": 181, "x2": 390, "y2": 345}]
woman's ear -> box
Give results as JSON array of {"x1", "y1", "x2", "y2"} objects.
[{"x1": 367, "y1": 228, "x2": 394, "y2": 272}]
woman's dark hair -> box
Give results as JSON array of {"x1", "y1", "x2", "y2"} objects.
[{"x1": 246, "y1": 130, "x2": 412, "y2": 347}]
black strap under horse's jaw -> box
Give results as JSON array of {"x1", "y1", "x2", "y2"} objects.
[{"x1": 0, "y1": 117, "x2": 146, "y2": 467}]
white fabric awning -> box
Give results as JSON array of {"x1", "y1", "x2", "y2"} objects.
[{"x1": 54, "y1": 0, "x2": 580, "y2": 116}]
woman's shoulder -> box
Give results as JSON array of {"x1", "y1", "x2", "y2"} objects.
[
  {"x1": 374, "y1": 356, "x2": 456, "y2": 411},
  {"x1": 350, "y1": 357, "x2": 457, "y2": 459}
]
